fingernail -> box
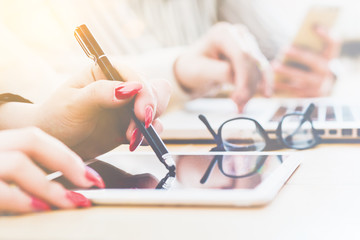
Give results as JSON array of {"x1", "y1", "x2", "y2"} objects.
[
  {"x1": 85, "y1": 166, "x2": 105, "y2": 189},
  {"x1": 66, "y1": 191, "x2": 91, "y2": 208},
  {"x1": 129, "y1": 128, "x2": 143, "y2": 152},
  {"x1": 114, "y1": 82, "x2": 143, "y2": 100},
  {"x1": 31, "y1": 197, "x2": 51, "y2": 212},
  {"x1": 145, "y1": 105, "x2": 153, "y2": 128}
]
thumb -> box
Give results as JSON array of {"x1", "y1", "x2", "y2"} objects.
[
  {"x1": 76, "y1": 80, "x2": 143, "y2": 113},
  {"x1": 231, "y1": 58, "x2": 251, "y2": 113},
  {"x1": 259, "y1": 67, "x2": 274, "y2": 98}
]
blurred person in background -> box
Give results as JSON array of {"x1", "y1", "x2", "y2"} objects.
[{"x1": 0, "y1": 0, "x2": 340, "y2": 113}]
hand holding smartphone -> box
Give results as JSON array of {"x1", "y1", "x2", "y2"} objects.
[{"x1": 275, "y1": 5, "x2": 340, "y2": 91}]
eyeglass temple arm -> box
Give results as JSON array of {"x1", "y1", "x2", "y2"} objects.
[
  {"x1": 200, "y1": 155, "x2": 221, "y2": 184},
  {"x1": 283, "y1": 103, "x2": 316, "y2": 142},
  {"x1": 198, "y1": 114, "x2": 222, "y2": 145},
  {"x1": 303, "y1": 103, "x2": 315, "y2": 122}
]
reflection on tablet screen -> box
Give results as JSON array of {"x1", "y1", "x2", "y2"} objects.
[{"x1": 95, "y1": 153, "x2": 285, "y2": 191}]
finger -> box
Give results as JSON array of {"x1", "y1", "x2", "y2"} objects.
[
  {"x1": 0, "y1": 180, "x2": 40, "y2": 214},
  {"x1": 259, "y1": 67, "x2": 274, "y2": 97},
  {"x1": 175, "y1": 53, "x2": 233, "y2": 95},
  {"x1": 0, "y1": 128, "x2": 103, "y2": 188},
  {"x1": 274, "y1": 81, "x2": 318, "y2": 97},
  {"x1": 67, "y1": 63, "x2": 144, "y2": 113},
  {"x1": 126, "y1": 118, "x2": 164, "y2": 151},
  {"x1": 0, "y1": 152, "x2": 90, "y2": 209},
  {"x1": 151, "y1": 118, "x2": 164, "y2": 134},
  {"x1": 275, "y1": 80, "x2": 304, "y2": 93},
  {"x1": 273, "y1": 65, "x2": 324, "y2": 93},
  {"x1": 231, "y1": 24, "x2": 269, "y2": 99},
  {"x1": 315, "y1": 26, "x2": 341, "y2": 59},
  {"x1": 207, "y1": 23, "x2": 263, "y2": 111},
  {"x1": 212, "y1": 28, "x2": 252, "y2": 110},
  {"x1": 284, "y1": 47, "x2": 329, "y2": 75},
  {"x1": 275, "y1": 76, "x2": 326, "y2": 98},
  {"x1": 231, "y1": 60, "x2": 252, "y2": 112},
  {"x1": 77, "y1": 80, "x2": 143, "y2": 113},
  {"x1": 145, "y1": 78, "x2": 172, "y2": 119},
  {"x1": 274, "y1": 63, "x2": 322, "y2": 85},
  {"x1": 132, "y1": 77, "x2": 171, "y2": 128}
]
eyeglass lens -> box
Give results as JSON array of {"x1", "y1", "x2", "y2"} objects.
[
  {"x1": 280, "y1": 114, "x2": 317, "y2": 148},
  {"x1": 221, "y1": 119, "x2": 266, "y2": 151}
]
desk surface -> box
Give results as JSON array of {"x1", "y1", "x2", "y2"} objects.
[{"x1": 1, "y1": 144, "x2": 360, "y2": 240}]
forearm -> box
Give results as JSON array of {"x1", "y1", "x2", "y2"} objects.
[{"x1": 0, "y1": 102, "x2": 39, "y2": 130}]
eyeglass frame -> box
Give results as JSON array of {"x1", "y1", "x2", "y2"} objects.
[
  {"x1": 199, "y1": 103, "x2": 321, "y2": 152},
  {"x1": 198, "y1": 103, "x2": 320, "y2": 184}
]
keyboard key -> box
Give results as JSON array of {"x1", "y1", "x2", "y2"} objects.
[
  {"x1": 270, "y1": 106, "x2": 287, "y2": 122},
  {"x1": 342, "y1": 106, "x2": 354, "y2": 121},
  {"x1": 329, "y1": 129, "x2": 337, "y2": 135},
  {"x1": 341, "y1": 129, "x2": 352, "y2": 136},
  {"x1": 326, "y1": 106, "x2": 336, "y2": 121}
]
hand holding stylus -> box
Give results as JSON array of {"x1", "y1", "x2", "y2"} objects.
[
  {"x1": 73, "y1": 24, "x2": 175, "y2": 171},
  {"x1": 32, "y1": 54, "x2": 171, "y2": 160}
]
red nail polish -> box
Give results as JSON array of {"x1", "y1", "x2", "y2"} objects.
[
  {"x1": 31, "y1": 197, "x2": 51, "y2": 212},
  {"x1": 66, "y1": 191, "x2": 91, "y2": 208},
  {"x1": 114, "y1": 82, "x2": 143, "y2": 100},
  {"x1": 85, "y1": 166, "x2": 105, "y2": 189},
  {"x1": 145, "y1": 105, "x2": 153, "y2": 128},
  {"x1": 129, "y1": 128, "x2": 143, "y2": 151}
]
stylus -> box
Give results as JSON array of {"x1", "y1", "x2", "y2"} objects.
[{"x1": 74, "y1": 24, "x2": 175, "y2": 172}]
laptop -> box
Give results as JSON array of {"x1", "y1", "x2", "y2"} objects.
[{"x1": 160, "y1": 97, "x2": 360, "y2": 143}]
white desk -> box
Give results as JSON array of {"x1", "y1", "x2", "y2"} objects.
[{"x1": 1, "y1": 144, "x2": 360, "y2": 240}]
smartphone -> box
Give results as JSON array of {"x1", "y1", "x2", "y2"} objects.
[{"x1": 276, "y1": 5, "x2": 340, "y2": 80}]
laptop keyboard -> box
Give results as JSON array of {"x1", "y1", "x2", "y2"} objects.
[{"x1": 270, "y1": 104, "x2": 356, "y2": 123}]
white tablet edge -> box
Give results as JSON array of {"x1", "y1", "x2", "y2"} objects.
[{"x1": 77, "y1": 152, "x2": 300, "y2": 207}]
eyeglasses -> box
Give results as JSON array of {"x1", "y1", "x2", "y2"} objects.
[
  {"x1": 199, "y1": 103, "x2": 320, "y2": 184},
  {"x1": 199, "y1": 103, "x2": 320, "y2": 152}
]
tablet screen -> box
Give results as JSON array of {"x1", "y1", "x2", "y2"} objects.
[
  {"x1": 77, "y1": 152, "x2": 299, "y2": 206},
  {"x1": 89, "y1": 152, "x2": 289, "y2": 190}
]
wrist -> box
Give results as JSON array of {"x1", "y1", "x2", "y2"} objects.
[
  {"x1": 173, "y1": 55, "x2": 190, "y2": 93},
  {"x1": 172, "y1": 53, "x2": 201, "y2": 97},
  {"x1": 0, "y1": 101, "x2": 39, "y2": 130}
]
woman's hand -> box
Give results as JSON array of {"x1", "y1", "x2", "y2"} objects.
[
  {"x1": 35, "y1": 64, "x2": 171, "y2": 159},
  {"x1": 0, "y1": 127, "x2": 105, "y2": 215},
  {"x1": 174, "y1": 22, "x2": 272, "y2": 112},
  {"x1": 273, "y1": 26, "x2": 340, "y2": 97}
]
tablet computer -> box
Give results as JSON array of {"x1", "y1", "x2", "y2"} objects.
[{"x1": 77, "y1": 152, "x2": 300, "y2": 207}]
